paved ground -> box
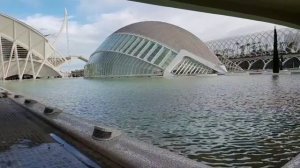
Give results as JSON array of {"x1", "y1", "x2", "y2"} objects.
[{"x1": 0, "y1": 96, "x2": 101, "y2": 168}]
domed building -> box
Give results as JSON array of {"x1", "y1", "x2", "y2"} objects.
[{"x1": 84, "y1": 21, "x2": 227, "y2": 78}]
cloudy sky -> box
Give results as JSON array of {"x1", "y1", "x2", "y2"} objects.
[{"x1": 0, "y1": 0, "x2": 284, "y2": 71}]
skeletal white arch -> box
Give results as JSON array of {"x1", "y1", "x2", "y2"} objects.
[
  {"x1": 207, "y1": 28, "x2": 300, "y2": 71},
  {"x1": 0, "y1": 13, "x2": 67, "y2": 80}
]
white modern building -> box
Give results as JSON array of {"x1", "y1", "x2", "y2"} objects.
[
  {"x1": 0, "y1": 13, "x2": 66, "y2": 80},
  {"x1": 84, "y1": 21, "x2": 227, "y2": 78},
  {"x1": 207, "y1": 28, "x2": 300, "y2": 70}
]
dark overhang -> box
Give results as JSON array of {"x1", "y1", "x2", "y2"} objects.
[{"x1": 130, "y1": 0, "x2": 300, "y2": 29}]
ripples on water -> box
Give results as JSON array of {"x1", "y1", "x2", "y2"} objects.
[{"x1": 1, "y1": 75, "x2": 300, "y2": 167}]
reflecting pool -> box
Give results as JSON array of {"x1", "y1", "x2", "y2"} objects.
[{"x1": 1, "y1": 75, "x2": 300, "y2": 167}]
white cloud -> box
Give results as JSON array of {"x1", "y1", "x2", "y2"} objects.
[
  {"x1": 77, "y1": 0, "x2": 128, "y2": 21},
  {"x1": 22, "y1": 14, "x2": 63, "y2": 34},
  {"x1": 22, "y1": 14, "x2": 102, "y2": 57},
  {"x1": 76, "y1": 0, "x2": 281, "y2": 42},
  {"x1": 20, "y1": 0, "x2": 285, "y2": 71}
]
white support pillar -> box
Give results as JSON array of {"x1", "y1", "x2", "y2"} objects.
[
  {"x1": 188, "y1": 63, "x2": 196, "y2": 75},
  {"x1": 248, "y1": 61, "x2": 253, "y2": 70},
  {"x1": 0, "y1": 35, "x2": 4, "y2": 79},
  {"x1": 35, "y1": 58, "x2": 47, "y2": 79},
  {"x1": 35, "y1": 37, "x2": 50, "y2": 79},
  {"x1": 20, "y1": 31, "x2": 32, "y2": 79},
  {"x1": 197, "y1": 65, "x2": 204, "y2": 74},
  {"x1": 182, "y1": 62, "x2": 191, "y2": 75},
  {"x1": 199, "y1": 67, "x2": 205, "y2": 74},
  {"x1": 183, "y1": 61, "x2": 193, "y2": 75},
  {"x1": 190, "y1": 64, "x2": 198, "y2": 75},
  {"x1": 174, "y1": 60, "x2": 187, "y2": 75},
  {"x1": 15, "y1": 46, "x2": 21, "y2": 80},
  {"x1": 175, "y1": 61, "x2": 185, "y2": 75},
  {"x1": 29, "y1": 53, "x2": 35, "y2": 78},
  {"x1": 263, "y1": 60, "x2": 271, "y2": 70},
  {"x1": 5, "y1": 42, "x2": 16, "y2": 79},
  {"x1": 179, "y1": 60, "x2": 190, "y2": 75},
  {"x1": 12, "y1": 20, "x2": 21, "y2": 80},
  {"x1": 185, "y1": 63, "x2": 196, "y2": 75},
  {"x1": 195, "y1": 66, "x2": 201, "y2": 74}
]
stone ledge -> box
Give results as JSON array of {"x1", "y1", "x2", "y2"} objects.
[{"x1": 1, "y1": 87, "x2": 210, "y2": 168}]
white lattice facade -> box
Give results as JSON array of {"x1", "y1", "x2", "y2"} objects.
[{"x1": 207, "y1": 28, "x2": 300, "y2": 70}]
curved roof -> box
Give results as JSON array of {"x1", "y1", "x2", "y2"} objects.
[
  {"x1": 0, "y1": 13, "x2": 64, "y2": 79},
  {"x1": 114, "y1": 21, "x2": 222, "y2": 65},
  {"x1": 0, "y1": 13, "x2": 65, "y2": 63},
  {"x1": 0, "y1": 13, "x2": 48, "y2": 42}
]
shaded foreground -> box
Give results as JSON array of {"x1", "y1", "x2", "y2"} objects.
[{"x1": 0, "y1": 95, "x2": 105, "y2": 168}]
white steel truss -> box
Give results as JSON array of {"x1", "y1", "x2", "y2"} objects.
[
  {"x1": 207, "y1": 28, "x2": 300, "y2": 71},
  {"x1": 171, "y1": 57, "x2": 214, "y2": 76},
  {"x1": 0, "y1": 13, "x2": 68, "y2": 80}
]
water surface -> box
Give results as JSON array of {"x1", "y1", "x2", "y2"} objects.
[{"x1": 1, "y1": 75, "x2": 300, "y2": 167}]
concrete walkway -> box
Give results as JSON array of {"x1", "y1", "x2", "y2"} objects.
[
  {"x1": 0, "y1": 96, "x2": 101, "y2": 168},
  {"x1": 0, "y1": 89, "x2": 210, "y2": 168}
]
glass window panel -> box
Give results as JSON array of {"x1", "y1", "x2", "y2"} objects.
[
  {"x1": 98, "y1": 39, "x2": 109, "y2": 50},
  {"x1": 140, "y1": 41, "x2": 155, "y2": 59},
  {"x1": 103, "y1": 36, "x2": 113, "y2": 50},
  {"x1": 133, "y1": 39, "x2": 148, "y2": 56},
  {"x1": 121, "y1": 36, "x2": 136, "y2": 53},
  {"x1": 103, "y1": 36, "x2": 115, "y2": 50},
  {"x1": 154, "y1": 48, "x2": 169, "y2": 65},
  {"x1": 107, "y1": 34, "x2": 120, "y2": 50},
  {"x1": 109, "y1": 35, "x2": 120, "y2": 51},
  {"x1": 111, "y1": 34, "x2": 126, "y2": 51},
  {"x1": 125, "y1": 37, "x2": 141, "y2": 54},
  {"x1": 162, "y1": 51, "x2": 177, "y2": 68},
  {"x1": 116, "y1": 35, "x2": 131, "y2": 51},
  {"x1": 147, "y1": 45, "x2": 162, "y2": 62}
]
